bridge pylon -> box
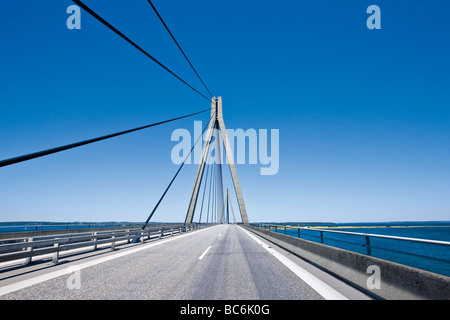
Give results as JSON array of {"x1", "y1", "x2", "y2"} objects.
[
  {"x1": 219, "y1": 188, "x2": 237, "y2": 224},
  {"x1": 184, "y1": 97, "x2": 249, "y2": 225}
]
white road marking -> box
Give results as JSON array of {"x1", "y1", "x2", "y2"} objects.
[
  {"x1": 198, "y1": 246, "x2": 212, "y2": 260},
  {"x1": 0, "y1": 227, "x2": 211, "y2": 297},
  {"x1": 239, "y1": 226, "x2": 349, "y2": 300}
]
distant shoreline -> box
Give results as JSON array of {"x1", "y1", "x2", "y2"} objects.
[{"x1": 257, "y1": 221, "x2": 450, "y2": 227}]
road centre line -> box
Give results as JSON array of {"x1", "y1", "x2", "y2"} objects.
[{"x1": 199, "y1": 246, "x2": 212, "y2": 260}]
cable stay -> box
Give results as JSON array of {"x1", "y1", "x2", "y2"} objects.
[
  {"x1": 141, "y1": 114, "x2": 214, "y2": 230},
  {"x1": 147, "y1": 0, "x2": 213, "y2": 98},
  {"x1": 194, "y1": 125, "x2": 241, "y2": 224},
  {"x1": 0, "y1": 109, "x2": 210, "y2": 168},
  {"x1": 197, "y1": 139, "x2": 216, "y2": 223},
  {"x1": 73, "y1": 0, "x2": 211, "y2": 102},
  {"x1": 198, "y1": 143, "x2": 218, "y2": 223},
  {"x1": 209, "y1": 162, "x2": 216, "y2": 224},
  {"x1": 214, "y1": 122, "x2": 225, "y2": 222},
  {"x1": 197, "y1": 157, "x2": 212, "y2": 223},
  {"x1": 187, "y1": 117, "x2": 231, "y2": 224}
]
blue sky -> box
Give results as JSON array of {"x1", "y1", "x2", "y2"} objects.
[{"x1": 0, "y1": 0, "x2": 449, "y2": 223}]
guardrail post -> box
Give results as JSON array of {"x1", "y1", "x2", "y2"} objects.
[
  {"x1": 52, "y1": 243, "x2": 60, "y2": 264},
  {"x1": 365, "y1": 236, "x2": 372, "y2": 256},
  {"x1": 284, "y1": 226, "x2": 287, "y2": 234},
  {"x1": 171, "y1": 228, "x2": 174, "y2": 236},
  {"x1": 23, "y1": 237, "x2": 34, "y2": 265},
  {"x1": 159, "y1": 229, "x2": 162, "y2": 239},
  {"x1": 126, "y1": 230, "x2": 130, "y2": 244},
  {"x1": 320, "y1": 231, "x2": 324, "y2": 244},
  {"x1": 297, "y1": 228, "x2": 301, "y2": 239},
  {"x1": 111, "y1": 235, "x2": 116, "y2": 251},
  {"x1": 92, "y1": 232, "x2": 98, "y2": 250}
]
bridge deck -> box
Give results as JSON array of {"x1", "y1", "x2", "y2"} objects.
[{"x1": 0, "y1": 225, "x2": 369, "y2": 300}]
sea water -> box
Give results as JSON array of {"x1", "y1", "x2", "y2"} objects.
[{"x1": 273, "y1": 221, "x2": 450, "y2": 277}]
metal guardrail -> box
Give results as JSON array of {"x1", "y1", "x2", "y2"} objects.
[
  {"x1": 256, "y1": 224, "x2": 450, "y2": 265},
  {"x1": 246, "y1": 224, "x2": 450, "y2": 299},
  {"x1": 0, "y1": 224, "x2": 208, "y2": 265}
]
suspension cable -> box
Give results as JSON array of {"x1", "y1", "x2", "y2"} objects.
[
  {"x1": 0, "y1": 109, "x2": 210, "y2": 168},
  {"x1": 206, "y1": 162, "x2": 214, "y2": 224},
  {"x1": 72, "y1": 0, "x2": 211, "y2": 102},
  {"x1": 197, "y1": 147, "x2": 213, "y2": 223},
  {"x1": 147, "y1": 0, "x2": 213, "y2": 98},
  {"x1": 141, "y1": 114, "x2": 214, "y2": 229}
]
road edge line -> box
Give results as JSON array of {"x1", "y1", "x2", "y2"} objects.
[
  {"x1": 239, "y1": 226, "x2": 349, "y2": 300},
  {"x1": 0, "y1": 226, "x2": 211, "y2": 297}
]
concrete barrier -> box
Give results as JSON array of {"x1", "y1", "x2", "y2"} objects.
[{"x1": 243, "y1": 225, "x2": 450, "y2": 300}]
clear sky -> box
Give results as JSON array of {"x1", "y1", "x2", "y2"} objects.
[{"x1": 0, "y1": 0, "x2": 449, "y2": 223}]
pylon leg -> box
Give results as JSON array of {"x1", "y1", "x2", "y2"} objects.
[
  {"x1": 216, "y1": 97, "x2": 249, "y2": 224},
  {"x1": 184, "y1": 99, "x2": 216, "y2": 224}
]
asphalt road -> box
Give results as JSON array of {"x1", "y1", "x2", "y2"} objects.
[{"x1": 0, "y1": 224, "x2": 369, "y2": 300}]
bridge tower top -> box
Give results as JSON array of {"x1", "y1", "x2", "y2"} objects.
[{"x1": 185, "y1": 97, "x2": 249, "y2": 224}]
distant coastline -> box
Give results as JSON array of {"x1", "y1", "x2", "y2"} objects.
[
  {"x1": 257, "y1": 221, "x2": 450, "y2": 227},
  {"x1": 311, "y1": 224, "x2": 450, "y2": 229}
]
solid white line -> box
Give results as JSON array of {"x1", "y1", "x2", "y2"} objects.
[
  {"x1": 0, "y1": 227, "x2": 211, "y2": 297},
  {"x1": 198, "y1": 246, "x2": 212, "y2": 260},
  {"x1": 239, "y1": 226, "x2": 348, "y2": 300}
]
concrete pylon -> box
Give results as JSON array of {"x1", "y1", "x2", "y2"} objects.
[
  {"x1": 184, "y1": 97, "x2": 249, "y2": 224},
  {"x1": 184, "y1": 98, "x2": 216, "y2": 225}
]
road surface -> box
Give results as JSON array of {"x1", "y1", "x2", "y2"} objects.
[{"x1": 0, "y1": 224, "x2": 370, "y2": 300}]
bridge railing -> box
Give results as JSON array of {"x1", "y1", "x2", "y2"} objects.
[
  {"x1": 0, "y1": 224, "x2": 208, "y2": 266},
  {"x1": 255, "y1": 223, "x2": 450, "y2": 277}
]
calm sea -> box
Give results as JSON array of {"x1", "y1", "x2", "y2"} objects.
[
  {"x1": 0, "y1": 222, "x2": 140, "y2": 233},
  {"x1": 269, "y1": 221, "x2": 450, "y2": 277}
]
